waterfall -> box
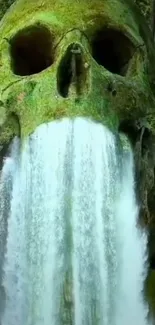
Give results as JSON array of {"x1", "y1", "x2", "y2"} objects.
[{"x1": 0, "y1": 117, "x2": 150, "y2": 325}]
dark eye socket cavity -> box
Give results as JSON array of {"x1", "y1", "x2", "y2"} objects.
[
  {"x1": 10, "y1": 25, "x2": 54, "y2": 76},
  {"x1": 91, "y1": 28, "x2": 135, "y2": 76}
]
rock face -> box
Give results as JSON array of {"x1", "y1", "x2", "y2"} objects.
[
  {"x1": 0, "y1": 0, "x2": 155, "y2": 137},
  {"x1": 135, "y1": 0, "x2": 154, "y2": 30},
  {"x1": 0, "y1": 0, "x2": 155, "y2": 317},
  {"x1": 0, "y1": 0, "x2": 14, "y2": 20},
  {"x1": 0, "y1": 0, "x2": 154, "y2": 30}
]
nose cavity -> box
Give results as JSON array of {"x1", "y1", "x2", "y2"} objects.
[{"x1": 57, "y1": 43, "x2": 89, "y2": 98}]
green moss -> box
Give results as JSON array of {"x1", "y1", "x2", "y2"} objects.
[
  {"x1": 0, "y1": 0, "x2": 152, "y2": 32},
  {"x1": 0, "y1": 0, "x2": 155, "y2": 317},
  {"x1": 0, "y1": 0, "x2": 144, "y2": 41},
  {"x1": 0, "y1": 113, "x2": 19, "y2": 146},
  {"x1": 0, "y1": 0, "x2": 154, "y2": 139},
  {"x1": 145, "y1": 270, "x2": 155, "y2": 317},
  {"x1": 0, "y1": 0, "x2": 15, "y2": 21},
  {"x1": 135, "y1": 0, "x2": 153, "y2": 29}
]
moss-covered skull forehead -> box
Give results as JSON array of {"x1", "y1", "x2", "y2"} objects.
[
  {"x1": 0, "y1": 0, "x2": 155, "y2": 143},
  {"x1": 0, "y1": 0, "x2": 144, "y2": 44}
]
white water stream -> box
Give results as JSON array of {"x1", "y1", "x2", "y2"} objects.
[{"x1": 0, "y1": 118, "x2": 150, "y2": 325}]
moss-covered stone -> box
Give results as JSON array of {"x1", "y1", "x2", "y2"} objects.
[
  {"x1": 145, "y1": 270, "x2": 155, "y2": 317},
  {"x1": 0, "y1": 0, "x2": 14, "y2": 21},
  {"x1": 0, "y1": 0, "x2": 154, "y2": 142},
  {"x1": 0, "y1": 0, "x2": 153, "y2": 30},
  {"x1": 135, "y1": 0, "x2": 153, "y2": 29},
  {"x1": 1, "y1": 0, "x2": 155, "y2": 317}
]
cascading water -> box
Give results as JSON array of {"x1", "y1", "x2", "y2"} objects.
[{"x1": 0, "y1": 117, "x2": 150, "y2": 325}]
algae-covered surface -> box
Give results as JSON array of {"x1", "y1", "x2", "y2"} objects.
[
  {"x1": 146, "y1": 270, "x2": 155, "y2": 317},
  {"x1": 0, "y1": 0, "x2": 154, "y2": 144},
  {"x1": 0, "y1": 0, "x2": 155, "y2": 317}
]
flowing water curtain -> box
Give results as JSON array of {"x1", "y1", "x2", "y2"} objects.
[
  {"x1": 0, "y1": 0, "x2": 155, "y2": 321},
  {"x1": 0, "y1": 118, "x2": 151, "y2": 325}
]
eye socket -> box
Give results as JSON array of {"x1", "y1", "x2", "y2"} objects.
[
  {"x1": 10, "y1": 25, "x2": 54, "y2": 76},
  {"x1": 92, "y1": 28, "x2": 135, "y2": 76}
]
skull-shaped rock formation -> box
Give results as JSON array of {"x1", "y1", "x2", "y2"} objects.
[
  {"x1": 1, "y1": 0, "x2": 155, "y2": 316},
  {"x1": 0, "y1": 0, "x2": 155, "y2": 140}
]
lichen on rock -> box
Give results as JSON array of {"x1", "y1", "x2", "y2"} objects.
[
  {"x1": 135, "y1": 0, "x2": 153, "y2": 29},
  {"x1": 0, "y1": 0, "x2": 155, "y2": 317},
  {"x1": 0, "y1": 0, "x2": 15, "y2": 21}
]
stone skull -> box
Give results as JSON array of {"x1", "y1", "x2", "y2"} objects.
[
  {"x1": 1, "y1": 0, "x2": 155, "y2": 315},
  {"x1": 0, "y1": 0, "x2": 155, "y2": 144}
]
